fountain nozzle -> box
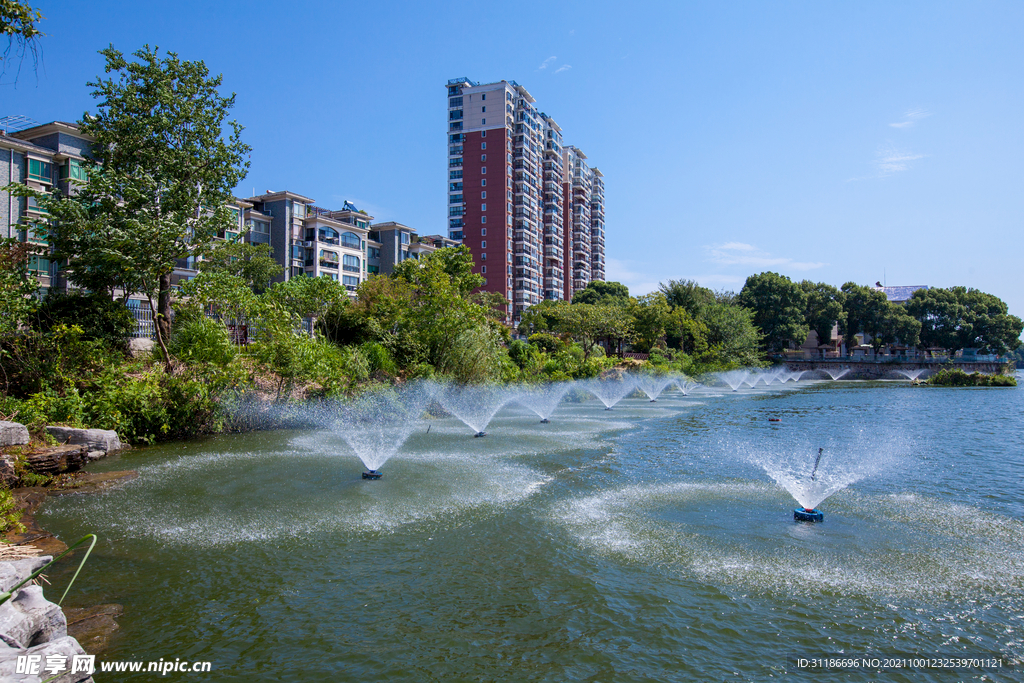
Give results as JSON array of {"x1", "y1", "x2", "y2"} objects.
[
  {"x1": 794, "y1": 507, "x2": 824, "y2": 522},
  {"x1": 362, "y1": 470, "x2": 382, "y2": 480},
  {"x1": 474, "y1": 431, "x2": 487, "y2": 438},
  {"x1": 539, "y1": 419, "x2": 550, "y2": 424}
]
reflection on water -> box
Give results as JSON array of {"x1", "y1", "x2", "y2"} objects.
[{"x1": 38, "y1": 381, "x2": 1024, "y2": 681}]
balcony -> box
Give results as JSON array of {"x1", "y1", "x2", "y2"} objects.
[{"x1": 320, "y1": 260, "x2": 339, "y2": 270}]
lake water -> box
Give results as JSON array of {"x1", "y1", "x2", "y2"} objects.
[{"x1": 38, "y1": 380, "x2": 1024, "y2": 681}]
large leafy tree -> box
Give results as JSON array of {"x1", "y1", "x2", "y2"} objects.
[
  {"x1": 0, "y1": 238, "x2": 38, "y2": 335},
  {"x1": 906, "y1": 286, "x2": 1022, "y2": 355},
  {"x1": 25, "y1": 45, "x2": 251, "y2": 363},
  {"x1": 198, "y1": 240, "x2": 282, "y2": 292},
  {"x1": 571, "y1": 280, "x2": 630, "y2": 306},
  {"x1": 548, "y1": 302, "x2": 633, "y2": 360},
  {"x1": 737, "y1": 271, "x2": 809, "y2": 354},
  {"x1": 840, "y1": 283, "x2": 920, "y2": 352},
  {"x1": 0, "y1": 0, "x2": 43, "y2": 80},
  {"x1": 629, "y1": 292, "x2": 672, "y2": 353},
  {"x1": 800, "y1": 280, "x2": 846, "y2": 348}
]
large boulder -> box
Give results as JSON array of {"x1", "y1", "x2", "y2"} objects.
[
  {"x1": 0, "y1": 635, "x2": 95, "y2": 682},
  {"x1": 0, "y1": 423, "x2": 29, "y2": 447},
  {"x1": 44, "y1": 428, "x2": 124, "y2": 454},
  {"x1": 0, "y1": 585, "x2": 68, "y2": 648}
]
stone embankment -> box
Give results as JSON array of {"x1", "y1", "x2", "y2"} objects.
[
  {"x1": 782, "y1": 359, "x2": 1015, "y2": 380},
  {"x1": 0, "y1": 422, "x2": 132, "y2": 680}
]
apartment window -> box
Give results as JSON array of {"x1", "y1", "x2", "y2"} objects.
[
  {"x1": 323, "y1": 272, "x2": 339, "y2": 281},
  {"x1": 341, "y1": 232, "x2": 361, "y2": 249},
  {"x1": 449, "y1": 194, "x2": 463, "y2": 205},
  {"x1": 481, "y1": 191, "x2": 486, "y2": 199},
  {"x1": 481, "y1": 167, "x2": 486, "y2": 174},
  {"x1": 25, "y1": 196, "x2": 48, "y2": 215},
  {"x1": 292, "y1": 201, "x2": 304, "y2": 217},
  {"x1": 481, "y1": 228, "x2": 487, "y2": 236},
  {"x1": 319, "y1": 250, "x2": 339, "y2": 268},
  {"x1": 481, "y1": 130, "x2": 487, "y2": 137},
  {"x1": 480, "y1": 253, "x2": 486, "y2": 260},
  {"x1": 58, "y1": 159, "x2": 88, "y2": 182},
  {"x1": 449, "y1": 110, "x2": 463, "y2": 120},
  {"x1": 480, "y1": 178, "x2": 486, "y2": 186},
  {"x1": 481, "y1": 106, "x2": 486, "y2": 113},
  {"x1": 450, "y1": 182, "x2": 463, "y2": 191},
  {"x1": 448, "y1": 85, "x2": 460, "y2": 96},
  {"x1": 343, "y1": 275, "x2": 359, "y2": 287},
  {"x1": 343, "y1": 254, "x2": 360, "y2": 272},
  {"x1": 481, "y1": 266, "x2": 487, "y2": 274},
  {"x1": 27, "y1": 158, "x2": 52, "y2": 183},
  {"x1": 450, "y1": 157, "x2": 463, "y2": 167},
  {"x1": 481, "y1": 93, "x2": 486, "y2": 101},
  {"x1": 481, "y1": 119, "x2": 486, "y2": 125},
  {"x1": 450, "y1": 170, "x2": 463, "y2": 180},
  {"x1": 27, "y1": 255, "x2": 50, "y2": 275},
  {"x1": 481, "y1": 241, "x2": 487, "y2": 248},
  {"x1": 368, "y1": 247, "x2": 381, "y2": 259},
  {"x1": 481, "y1": 216, "x2": 487, "y2": 224},
  {"x1": 400, "y1": 232, "x2": 411, "y2": 245},
  {"x1": 481, "y1": 203, "x2": 486, "y2": 211},
  {"x1": 481, "y1": 142, "x2": 487, "y2": 150},
  {"x1": 449, "y1": 96, "x2": 463, "y2": 107},
  {"x1": 481, "y1": 154, "x2": 486, "y2": 162}
]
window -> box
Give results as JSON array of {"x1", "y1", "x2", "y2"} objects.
[
  {"x1": 401, "y1": 250, "x2": 409, "y2": 260},
  {"x1": 481, "y1": 119, "x2": 486, "y2": 125},
  {"x1": 58, "y1": 159, "x2": 88, "y2": 182},
  {"x1": 27, "y1": 158, "x2": 52, "y2": 183},
  {"x1": 27, "y1": 255, "x2": 50, "y2": 275},
  {"x1": 343, "y1": 254, "x2": 361, "y2": 272},
  {"x1": 400, "y1": 232, "x2": 411, "y2": 244},
  {"x1": 481, "y1": 167, "x2": 486, "y2": 174},
  {"x1": 319, "y1": 227, "x2": 340, "y2": 245},
  {"x1": 368, "y1": 265, "x2": 379, "y2": 274},
  {"x1": 481, "y1": 241, "x2": 487, "y2": 248},
  {"x1": 481, "y1": 266, "x2": 487, "y2": 274},
  {"x1": 341, "y1": 231, "x2": 361, "y2": 249},
  {"x1": 481, "y1": 253, "x2": 487, "y2": 260},
  {"x1": 481, "y1": 216, "x2": 487, "y2": 224},
  {"x1": 450, "y1": 183, "x2": 463, "y2": 191},
  {"x1": 323, "y1": 272, "x2": 339, "y2": 281},
  {"x1": 481, "y1": 191, "x2": 487, "y2": 199},
  {"x1": 450, "y1": 170, "x2": 463, "y2": 180},
  {"x1": 481, "y1": 106, "x2": 486, "y2": 113},
  {"x1": 319, "y1": 250, "x2": 339, "y2": 268},
  {"x1": 292, "y1": 201, "x2": 304, "y2": 217},
  {"x1": 481, "y1": 203, "x2": 487, "y2": 211},
  {"x1": 343, "y1": 275, "x2": 359, "y2": 288},
  {"x1": 480, "y1": 178, "x2": 486, "y2": 186},
  {"x1": 481, "y1": 227, "x2": 487, "y2": 236},
  {"x1": 481, "y1": 93, "x2": 486, "y2": 100},
  {"x1": 448, "y1": 85, "x2": 460, "y2": 96},
  {"x1": 449, "y1": 110, "x2": 463, "y2": 120},
  {"x1": 481, "y1": 154, "x2": 486, "y2": 162},
  {"x1": 449, "y1": 96, "x2": 463, "y2": 107},
  {"x1": 25, "y1": 196, "x2": 48, "y2": 215},
  {"x1": 481, "y1": 130, "x2": 487, "y2": 137},
  {"x1": 368, "y1": 247, "x2": 381, "y2": 259},
  {"x1": 481, "y1": 142, "x2": 487, "y2": 150}
]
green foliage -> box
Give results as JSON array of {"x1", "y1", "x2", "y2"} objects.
[
  {"x1": 571, "y1": 281, "x2": 630, "y2": 306},
  {"x1": 0, "y1": 324, "x2": 111, "y2": 398},
  {"x1": 0, "y1": 485, "x2": 24, "y2": 533},
  {"x1": 168, "y1": 316, "x2": 237, "y2": 367},
  {"x1": 34, "y1": 290, "x2": 135, "y2": 352},
  {"x1": 437, "y1": 326, "x2": 505, "y2": 384},
  {"x1": 800, "y1": 280, "x2": 845, "y2": 348},
  {"x1": 738, "y1": 272, "x2": 809, "y2": 354},
  {"x1": 840, "y1": 283, "x2": 920, "y2": 352},
  {"x1": 360, "y1": 341, "x2": 398, "y2": 377},
  {"x1": 907, "y1": 286, "x2": 1023, "y2": 355},
  {"x1": 629, "y1": 293, "x2": 672, "y2": 353},
  {"x1": 0, "y1": 0, "x2": 43, "y2": 80},
  {"x1": 0, "y1": 238, "x2": 39, "y2": 336},
  {"x1": 926, "y1": 369, "x2": 1017, "y2": 387},
  {"x1": 528, "y1": 332, "x2": 564, "y2": 354},
  {"x1": 198, "y1": 239, "x2": 283, "y2": 292}
]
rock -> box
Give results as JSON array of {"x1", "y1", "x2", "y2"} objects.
[
  {"x1": 24, "y1": 446, "x2": 88, "y2": 476},
  {"x1": 0, "y1": 635, "x2": 95, "y2": 682},
  {"x1": 0, "y1": 585, "x2": 68, "y2": 647},
  {"x1": 44, "y1": 428, "x2": 124, "y2": 454},
  {"x1": 0, "y1": 422, "x2": 29, "y2": 447},
  {"x1": 64, "y1": 604, "x2": 121, "y2": 654},
  {"x1": 0, "y1": 557, "x2": 49, "y2": 594},
  {"x1": 0, "y1": 453, "x2": 16, "y2": 488},
  {"x1": 84, "y1": 451, "x2": 104, "y2": 462}
]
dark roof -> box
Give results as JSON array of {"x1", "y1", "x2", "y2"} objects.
[{"x1": 876, "y1": 285, "x2": 929, "y2": 302}]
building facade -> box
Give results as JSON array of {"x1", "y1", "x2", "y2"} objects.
[{"x1": 446, "y1": 78, "x2": 606, "y2": 320}]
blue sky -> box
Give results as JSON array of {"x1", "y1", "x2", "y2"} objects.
[{"x1": 4, "y1": 1, "x2": 1023, "y2": 321}]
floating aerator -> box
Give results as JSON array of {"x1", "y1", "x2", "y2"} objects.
[
  {"x1": 474, "y1": 431, "x2": 487, "y2": 438},
  {"x1": 794, "y1": 507, "x2": 824, "y2": 522},
  {"x1": 540, "y1": 419, "x2": 550, "y2": 424},
  {"x1": 362, "y1": 470, "x2": 382, "y2": 480}
]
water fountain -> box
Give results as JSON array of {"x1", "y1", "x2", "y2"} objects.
[
  {"x1": 515, "y1": 382, "x2": 571, "y2": 423},
  {"x1": 821, "y1": 366, "x2": 851, "y2": 381},
  {"x1": 737, "y1": 431, "x2": 901, "y2": 521},
  {"x1": 320, "y1": 382, "x2": 434, "y2": 478},
  {"x1": 895, "y1": 369, "x2": 926, "y2": 382},
  {"x1": 636, "y1": 374, "x2": 675, "y2": 402},
  {"x1": 676, "y1": 377, "x2": 700, "y2": 396},
  {"x1": 717, "y1": 370, "x2": 749, "y2": 392},
  {"x1": 585, "y1": 374, "x2": 638, "y2": 409},
  {"x1": 742, "y1": 370, "x2": 763, "y2": 388},
  {"x1": 437, "y1": 383, "x2": 515, "y2": 436}
]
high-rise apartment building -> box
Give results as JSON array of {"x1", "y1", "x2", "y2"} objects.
[{"x1": 446, "y1": 77, "x2": 605, "y2": 320}]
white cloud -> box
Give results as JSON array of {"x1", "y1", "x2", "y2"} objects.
[
  {"x1": 875, "y1": 145, "x2": 925, "y2": 176},
  {"x1": 889, "y1": 108, "x2": 931, "y2": 129},
  {"x1": 705, "y1": 243, "x2": 825, "y2": 271},
  {"x1": 554, "y1": 64, "x2": 572, "y2": 74},
  {"x1": 605, "y1": 259, "x2": 745, "y2": 296},
  {"x1": 537, "y1": 56, "x2": 556, "y2": 70}
]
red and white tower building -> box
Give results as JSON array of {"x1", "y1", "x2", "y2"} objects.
[{"x1": 447, "y1": 77, "x2": 604, "y2": 320}]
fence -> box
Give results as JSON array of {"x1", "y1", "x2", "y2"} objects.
[{"x1": 128, "y1": 301, "x2": 314, "y2": 345}]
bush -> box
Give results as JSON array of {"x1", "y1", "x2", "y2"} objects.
[
  {"x1": 360, "y1": 341, "x2": 398, "y2": 377},
  {"x1": 34, "y1": 291, "x2": 135, "y2": 352},
  {"x1": 0, "y1": 486, "x2": 23, "y2": 533},
  {"x1": 528, "y1": 332, "x2": 564, "y2": 354},
  {"x1": 926, "y1": 369, "x2": 1017, "y2": 387},
  {"x1": 0, "y1": 325, "x2": 112, "y2": 398},
  {"x1": 168, "y1": 316, "x2": 237, "y2": 367}
]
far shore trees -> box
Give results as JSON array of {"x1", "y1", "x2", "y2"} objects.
[{"x1": 737, "y1": 272, "x2": 808, "y2": 354}]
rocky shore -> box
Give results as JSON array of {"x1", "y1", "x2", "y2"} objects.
[{"x1": 0, "y1": 422, "x2": 135, "y2": 681}]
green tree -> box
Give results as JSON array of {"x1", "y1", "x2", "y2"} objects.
[
  {"x1": 22, "y1": 45, "x2": 250, "y2": 365},
  {"x1": 629, "y1": 292, "x2": 672, "y2": 353},
  {"x1": 1, "y1": 0, "x2": 43, "y2": 80},
  {"x1": 906, "y1": 286, "x2": 1023, "y2": 355},
  {"x1": 548, "y1": 303, "x2": 633, "y2": 360},
  {"x1": 0, "y1": 238, "x2": 38, "y2": 336},
  {"x1": 737, "y1": 272, "x2": 809, "y2": 354},
  {"x1": 571, "y1": 280, "x2": 630, "y2": 306},
  {"x1": 198, "y1": 239, "x2": 283, "y2": 292},
  {"x1": 800, "y1": 280, "x2": 846, "y2": 348},
  {"x1": 659, "y1": 279, "x2": 716, "y2": 313},
  {"x1": 840, "y1": 283, "x2": 920, "y2": 353}
]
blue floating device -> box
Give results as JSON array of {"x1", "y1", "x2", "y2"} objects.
[
  {"x1": 794, "y1": 507, "x2": 824, "y2": 522},
  {"x1": 362, "y1": 470, "x2": 382, "y2": 480},
  {"x1": 474, "y1": 431, "x2": 487, "y2": 438}
]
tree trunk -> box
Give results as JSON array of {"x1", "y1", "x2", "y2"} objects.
[{"x1": 151, "y1": 275, "x2": 173, "y2": 371}]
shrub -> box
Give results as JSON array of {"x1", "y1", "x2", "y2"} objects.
[
  {"x1": 528, "y1": 333, "x2": 563, "y2": 354},
  {"x1": 927, "y1": 369, "x2": 1017, "y2": 387},
  {"x1": 168, "y1": 316, "x2": 237, "y2": 367},
  {"x1": 34, "y1": 291, "x2": 135, "y2": 353},
  {"x1": 360, "y1": 341, "x2": 398, "y2": 377},
  {"x1": 0, "y1": 486, "x2": 23, "y2": 533}
]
